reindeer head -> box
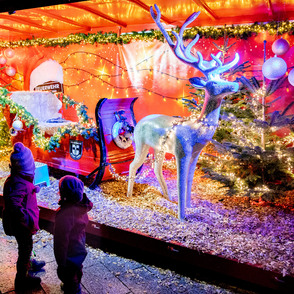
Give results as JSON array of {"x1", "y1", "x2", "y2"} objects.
[{"x1": 150, "y1": 4, "x2": 240, "y2": 98}]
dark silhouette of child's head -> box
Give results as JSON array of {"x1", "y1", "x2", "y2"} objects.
[{"x1": 59, "y1": 175, "x2": 84, "y2": 203}]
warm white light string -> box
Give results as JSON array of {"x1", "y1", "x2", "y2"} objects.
[
  {"x1": 108, "y1": 154, "x2": 155, "y2": 182},
  {"x1": 108, "y1": 112, "x2": 199, "y2": 182}
]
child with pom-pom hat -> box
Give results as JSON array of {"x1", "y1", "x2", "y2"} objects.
[
  {"x1": 54, "y1": 175, "x2": 93, "y2": 294},
  {"x1": 3, "y1": 142, "x2": 45, "y2": 291}
]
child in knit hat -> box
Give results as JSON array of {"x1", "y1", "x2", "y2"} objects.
[
  {"x1": 3, "y1": 142, "x2": 45, "y2": 291},
  {"x1": 54, "y1": 175, "x2": 93, "y2": 294}
]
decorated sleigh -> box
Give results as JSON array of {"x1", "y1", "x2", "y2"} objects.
[{"x1": 2, "y1": 90, "x2": 138, "y2": 189}]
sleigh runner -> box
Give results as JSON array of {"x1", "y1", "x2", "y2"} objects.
[{"x1": 2, "y1": 91, "x2": 138, "y2": 189}]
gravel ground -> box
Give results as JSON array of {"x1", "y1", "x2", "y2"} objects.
[{"x1": 1, "y1": 156, "x2": 294, "y2": 279}]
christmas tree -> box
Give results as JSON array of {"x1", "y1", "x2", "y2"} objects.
[{"x1": 183, "y1": 38, "x2": 294, "y2": 205}]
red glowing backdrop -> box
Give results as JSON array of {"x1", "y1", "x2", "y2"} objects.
[{"x1": 1, "y1": 31, "x2": 294, "y2": 123}]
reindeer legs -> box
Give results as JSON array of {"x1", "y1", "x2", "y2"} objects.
[
  {"x1": 127, "y1": 143, "x2": 149, "y2": 197},
  {"x1": 154, "y1": 150, "x2": 170, "y2": 199},
  {"x1": 176, "y1": 154, "x2": 192, "y2": 220},
  {"x1": 186, "y1": 152, "x2": 201, "y2": 208}
]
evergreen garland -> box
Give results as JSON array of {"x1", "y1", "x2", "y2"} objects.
[
  {"x1": 0, "y1": 88, "x2": 99, "y2": 152},
  {"x1": 0, "y1": 20, "x2": 294, "y2": 49},
  {"x1": 0, "y1": 110, "x2": 11, "y2": 148}
]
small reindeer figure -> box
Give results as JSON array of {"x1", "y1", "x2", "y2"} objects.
[{"x1": 127, "y1": 4, "x2": 240, "y2": 220}]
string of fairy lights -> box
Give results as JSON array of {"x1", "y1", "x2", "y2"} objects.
[
  {"x1": 196, "y1": 81, "x2": 294, "y2": 195},
  {"x1": 2, "y1": 49, "x2": 192, "y2": 101},
  {"x1": 1, "y1": 18, "x2": 293, "y2": 101},
  {"x1": 2, "y1": 19, "x2": 294, "y2": 100},
  {"x1": 0, "y1": 19, "x2": 294, "y2": 48},
  {"x1": 61, "y1": 50, "x2": 190, "y2": 100},
  {"x1": 0, "y1": 17, "x2": 293, "y2": 94}
]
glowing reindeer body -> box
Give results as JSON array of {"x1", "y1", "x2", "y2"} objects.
[{"x1": 127, "y1": 5, "x2": 240, "y2": 220}]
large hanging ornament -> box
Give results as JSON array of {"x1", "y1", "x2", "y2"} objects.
[
  {"x1": 288, "y1": 68, "x2": 294, "y2": 86},
  {"x1": 262, "y1": 56, "x2": 287, "y2": 80},
  {"x1": 272, "y1": 38, "x2": 290, "y2": 55},
  {"x1": 6, "y1": 66, "x2": 16, "y2": 77},
  {"x1": 4, "y1": 48, "x2": 15, "y2": 58}
]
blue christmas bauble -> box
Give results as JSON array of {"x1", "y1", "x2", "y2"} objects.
[
  {"x1": 272, "y1": 38, "x2": 290, "y2": 55},
  {"x1": 262, "y1": 56, "x2": 287, "y2": 80},
  {"x1": 288, "y1": 68, "x2": 294, "y2": 86}
]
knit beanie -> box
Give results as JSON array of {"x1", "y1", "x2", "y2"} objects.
[
  {"x1": 59, "y1": 175, "x2": 84, "y2": 203},
  {"x1": 10, "y1": 142, "x2": 35, "y2": 176}
]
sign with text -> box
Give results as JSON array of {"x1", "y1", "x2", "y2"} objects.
[{"x1": 34, "y1": 81, "x2": 63, "y2": 93}]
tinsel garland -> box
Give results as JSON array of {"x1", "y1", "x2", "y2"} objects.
[
  {"x1": 0, "y1": 88, "x2": 98, "y2": 152},
  {"x1": 0, "y1": 20, "x2": 294, "y2": 48}
]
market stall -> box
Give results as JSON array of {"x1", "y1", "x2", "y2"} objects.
[{"x1": 0, "y1": 1, "x2": 294, "y2": 292}]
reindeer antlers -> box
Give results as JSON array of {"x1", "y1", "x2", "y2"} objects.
[
  {"x1": 150, "y1": 4, "x2": 240, "y2": 80},
  {"x1": 150, "y1": 4, "x2": 175, "y2": 47},
  {"x1": 150, "y1": 4, "x2": 200, "y2": 53}
]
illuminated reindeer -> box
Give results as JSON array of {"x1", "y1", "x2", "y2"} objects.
[{"x1": 127, "y1": 4, "x2": 240, "y2": 220}]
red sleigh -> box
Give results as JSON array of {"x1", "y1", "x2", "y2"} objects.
[{"x1": 3, "y1": 92, "x2": 138, "y2": 189}]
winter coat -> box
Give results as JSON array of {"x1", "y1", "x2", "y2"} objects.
[
  {"x1": 54, "y1": 193, "x2": 93, "y2": 268},
  {"x1": 2, "y1": 172, "x2": 40, "y2": 236}
]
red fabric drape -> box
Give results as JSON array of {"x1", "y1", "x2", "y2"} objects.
[{"x1": 2, "y1": 32, "x2": 294, "y2": 123}]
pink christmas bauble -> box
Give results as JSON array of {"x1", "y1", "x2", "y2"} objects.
[
  {"x1": 6, "y1": 66, "x2": 16, "y2": 77},
  {"x1": 288, "y1": 68, "x2": 294, "y2": 86},
  {"x1": 262, "y1": 56, "x2": 287, "y2": 80},
  {"x1": 0, "y1": 56, "x2": 7, "y2": 65},
  {"x1": 4, "y1": 48, "x2": 15, "y2": 58},
  {"x1": 272, "y1": 38, "x2": 290, "y2": 55}
]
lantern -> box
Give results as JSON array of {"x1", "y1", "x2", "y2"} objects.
[
  {"x1": 262, "y1": 56, "x2": 287, "y2": 80},
  {"x1": 6, "y1": 66, "x2": 16, "y2": 77},
  {"x1": 4, "y1": 48, "x2": 15, "y2": 58},
  {"x1": 272, "y1": 38, "x2": 290, "y2": 55}
]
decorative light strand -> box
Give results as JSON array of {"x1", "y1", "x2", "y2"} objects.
[
  {"x1": 61, "y1": 50, "x2": 190, "y2": 100},
  {"x1": 108, "y1": 154, "x2": 176, "y2": 182},
  {"x1": 1, "y1": 20, "x2": 294, "y2": 48}
]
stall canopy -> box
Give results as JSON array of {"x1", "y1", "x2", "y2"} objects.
[{"x1": 0, "y1": 0, "x2": 293, "y2": 41}]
